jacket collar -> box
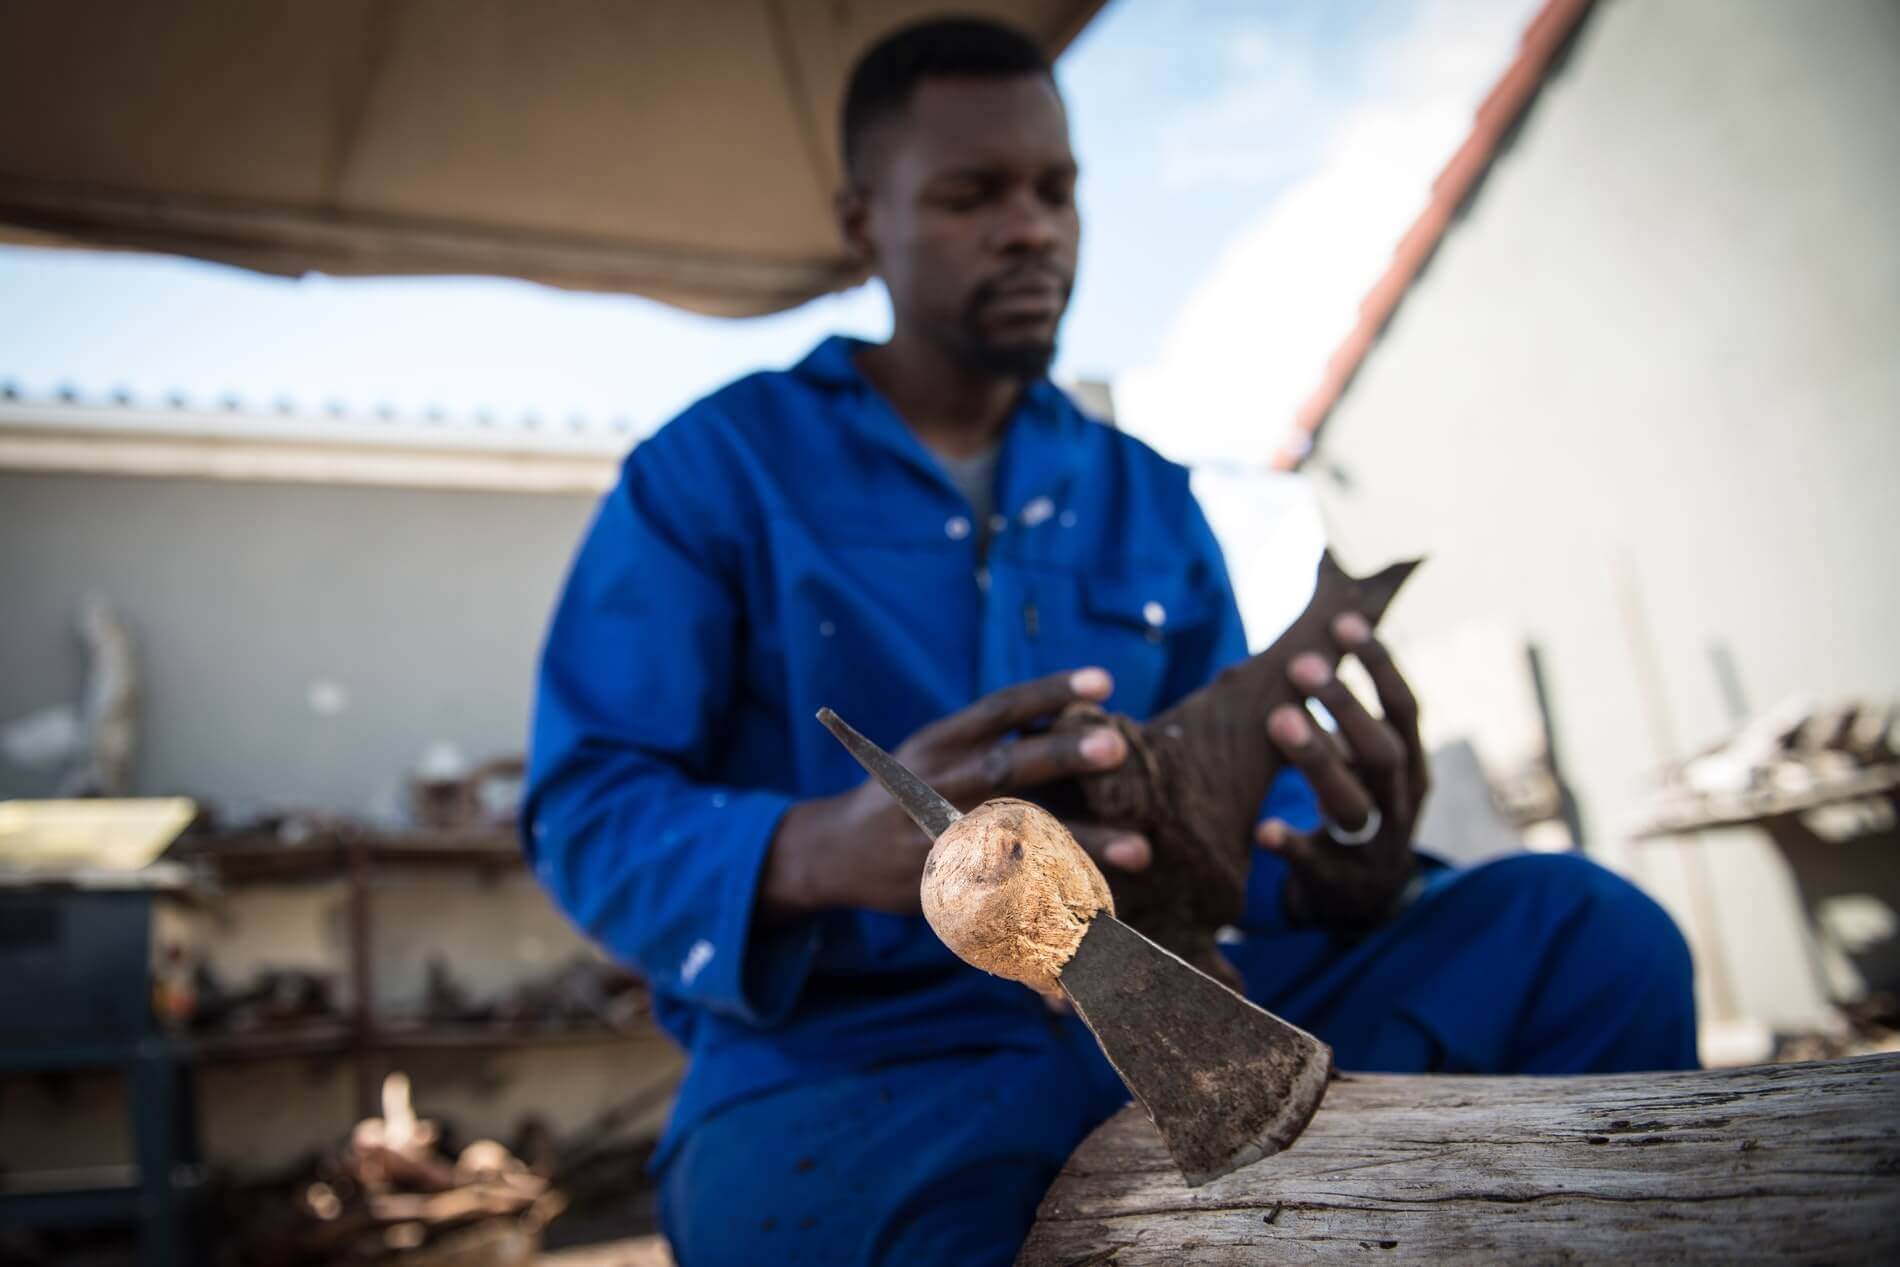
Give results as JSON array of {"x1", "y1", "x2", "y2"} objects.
[{"x1": 791, "y1": 336, "x2": 1083, "y2": 521}]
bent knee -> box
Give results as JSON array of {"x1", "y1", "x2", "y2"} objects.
[{"x1": 1466, "y1": 853, "x2": 1692, "y2": 969}]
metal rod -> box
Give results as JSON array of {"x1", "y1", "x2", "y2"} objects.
[{"x1": 816, "y1": 708, "x2": 961, "y2": 840}]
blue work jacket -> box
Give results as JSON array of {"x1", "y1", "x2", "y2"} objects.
[{"x1": 523, "y1": 336, "x2": 1315, "y2": 1164}]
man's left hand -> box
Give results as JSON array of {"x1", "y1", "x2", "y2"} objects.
[{"x1": 1257, "y1": 612, "x2": 1430, "y2": 932}]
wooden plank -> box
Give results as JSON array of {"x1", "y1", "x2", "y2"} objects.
[
  {"x1": 1018, "y1": 1054, "x2": 1900, "y2": 1265},
  {"x1": 184, "y1": 1018, "x2": 648, "y2": 1061},
  {"x1": 1633, "y1": 766, "x2": 1900, "y2": 838},
  {"x1": 170, "y1": 830, "x2": 525, "y2": 885},
  {"x1": 187, "y1": 1019, "x2": 355, "y2": 1062},
  {"x1": 374, "y1": 1020, "x2": 644, "y2": 1050}
]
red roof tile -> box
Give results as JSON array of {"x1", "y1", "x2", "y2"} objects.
[{"x1": 1271, "y1": 0, "x2": 1596, "y2": 469}]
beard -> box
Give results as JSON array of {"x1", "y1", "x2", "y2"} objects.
[
  {"x1": 958, "y1": 266, "x2": 1071, "y2": 379},
  {"x1": 965, "y1": 334, "x2": 1059, "y2": 379}
]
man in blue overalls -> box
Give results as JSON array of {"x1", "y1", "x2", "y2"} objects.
[{"x1": 524, "y1": 18, "x2": 1697, "y2": 1266}]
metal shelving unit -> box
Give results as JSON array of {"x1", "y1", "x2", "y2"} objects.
[{"x1": 168, "y1": 830, "x2": 651, "y2": 1115}]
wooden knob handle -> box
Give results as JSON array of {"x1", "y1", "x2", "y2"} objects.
[{"x1": 920, "y1": 798, "x2": 1114, "y2": 995}]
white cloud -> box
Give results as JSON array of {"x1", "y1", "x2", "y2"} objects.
[
  {"x1": 1191, "y1": 463, "x2": 1330, "y2": 651},
  {"x1": 1116, "y1": 0, "x2": 1544, "y2": 467},
  {"x1": 1226, "y1": 27, "x2": 1275, "y2": 75},
  {"x1": 1154, "y1": 26, "x2": 1331, "y2": 192}
]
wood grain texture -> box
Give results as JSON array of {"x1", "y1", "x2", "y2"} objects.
[{"x1": 1018, "y1": 1054, "x2": 1900, "y2": 1265}]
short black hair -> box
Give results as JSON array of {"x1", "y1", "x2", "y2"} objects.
[{"x1": 840, "y1": 16, "x2": 1054, "y2": 184}]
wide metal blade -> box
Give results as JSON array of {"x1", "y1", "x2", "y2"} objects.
[
  {"x1": 816, "y1": 708, "x2": 962, "y2": 841},
  {"x1": 1060, "y1": 914, "x2": 1333, "y2": 1186}
]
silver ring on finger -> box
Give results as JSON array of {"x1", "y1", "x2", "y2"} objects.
[
  {"x1": 1326, "y1": 805, "x2": 1382, "y2": 847},
  {"x1": 979, "y1": 746, "x2": 1013, "y2": 790}
]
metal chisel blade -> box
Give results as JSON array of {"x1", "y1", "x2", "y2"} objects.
[
  {"x1": 1059, "y1": 913, "x2": 1333, "y2": 1186},
  {"x1": 817, "y1": 707, "x2": 962, "y2": 840}
]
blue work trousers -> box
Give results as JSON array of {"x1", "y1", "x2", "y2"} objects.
[{"x1": 659, "y1": 852, "x2": 1697, "y2": 1267}]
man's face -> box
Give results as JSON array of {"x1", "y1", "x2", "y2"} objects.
[{"x1": 846, "y1": 75, "x2": 1080, "y2": 378}]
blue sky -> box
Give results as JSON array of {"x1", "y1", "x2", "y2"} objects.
[{"x1": 0, "y1": 0, "x2": 1465, "y2": 435}]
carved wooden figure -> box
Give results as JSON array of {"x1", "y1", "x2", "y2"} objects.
[{"x1": 1042, "y1": 552, "x2": 1418, "y2": 989}]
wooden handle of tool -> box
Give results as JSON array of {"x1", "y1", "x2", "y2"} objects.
[{"x1": 919, "y1": 798, "x2": 1115, "y2": 995}]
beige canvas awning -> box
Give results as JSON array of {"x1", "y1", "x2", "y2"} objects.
[{"x1": 0, "y1": 1, "x2": 1102, "y2": 316}]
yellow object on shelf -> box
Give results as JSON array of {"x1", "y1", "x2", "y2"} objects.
[{"x1": 0, "y1": 797, "x2": 198, "y2": 874}]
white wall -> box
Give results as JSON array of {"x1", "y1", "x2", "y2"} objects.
[
  {"x1": 1309, "y1": 0, "x2": 1900, "y2": 1033},
  {"x1": 0, "y1": 471, "x2": 596, "y2": 814}
]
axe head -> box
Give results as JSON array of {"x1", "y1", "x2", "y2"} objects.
[
  {"x1": 817, "y1": 706, "x2": 1334, "y2": 1186},
  {"x1": 1061, "y1": 913, "x2": 1332, "y2": 1185}
]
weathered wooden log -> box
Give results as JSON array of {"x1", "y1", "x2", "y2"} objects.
[{"x1": 1018, "y1": 1054, "x2": 1900, "y2": 1265}]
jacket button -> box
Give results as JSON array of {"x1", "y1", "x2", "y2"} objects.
[
  {"x1": 1142, "y1": 600, "x2": 1167, "y2": 628},
  {"x1": 945, "y1": 516, "x2": 972, "y2": 540}
]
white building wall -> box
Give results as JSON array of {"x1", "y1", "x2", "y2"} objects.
[{"x1": 1309, "y1": 0, "x2": 1900, "y2": 1033}]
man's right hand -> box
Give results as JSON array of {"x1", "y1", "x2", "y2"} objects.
[{"x1": 761, "y1": 668, "x2": 1152, "y2": 919}]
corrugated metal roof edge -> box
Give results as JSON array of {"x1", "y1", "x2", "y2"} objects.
[{"x1": 0, "y1": 379, "x2": 640, "y2": 456}]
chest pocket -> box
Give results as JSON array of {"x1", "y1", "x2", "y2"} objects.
[{"x1": 1047, "y1": 571, "x2": 1215, "y2": 720}]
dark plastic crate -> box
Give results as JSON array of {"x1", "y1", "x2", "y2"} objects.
[{"x1": 0, "y1": 886, "x2": 155, "y2": 1044}]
